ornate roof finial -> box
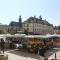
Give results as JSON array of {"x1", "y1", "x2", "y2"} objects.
[{"x1": 39, "y1": 15, "x2": 42, "y2": 20}]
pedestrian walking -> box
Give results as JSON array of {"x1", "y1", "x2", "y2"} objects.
[
  {"x1": 38, "y1": 41, "x2": 48, "y2": 60},
  {"x1": 0, "y1": 38, "x2": 5, "y2": 54}
]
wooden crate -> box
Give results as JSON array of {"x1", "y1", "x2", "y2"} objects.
[{"x1": 0, "y1": 54, "x2": 8, "y2": 60}]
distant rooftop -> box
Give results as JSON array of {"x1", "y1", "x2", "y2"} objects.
[
  {"x1": 9, "y1": 21, "x2": 19, "y2": 27},
  {"x1": 23, "y1": 16, "x2": 53, "y2": 26}
]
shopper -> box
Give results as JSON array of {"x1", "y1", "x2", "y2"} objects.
[
  {"x1": 38, "y1": 41, "x2": 48, "y2": 60},
  {"x1": 0, "y1": 38, "x2": 5, "y2": 54}
]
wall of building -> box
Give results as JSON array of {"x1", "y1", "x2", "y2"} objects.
[{"x1": 22, "y1": 22, "x2": 54, "y2": 35}]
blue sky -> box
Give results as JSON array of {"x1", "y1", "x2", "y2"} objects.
[{"x1": 0, "y1": 0, "x2": 60, "y2": 26}]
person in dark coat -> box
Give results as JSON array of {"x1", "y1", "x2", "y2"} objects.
[
  {"x1": 0, "y1": 38, "x2": 5, "y2": 54},
  {"x1": 38, "y1": 41, "x2": 48, "y2": 60}
]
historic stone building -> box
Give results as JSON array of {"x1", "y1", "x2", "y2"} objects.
[
  {"x1": 22, "y1": 16, "x2": 54, "y2": 35},
  {"x1": 54, "y1": 26, "x2": 60, "y2": 34},
  {"x1": 0, "y1": 24, "x2": 9, "y2": 33},
  {"x1": 0, "y1": 16, "x2": 54, "y2": 35},
  {"x1": 9, "y1": 16, "x2": 22, "y2": 27},
  {"x1": 9, "y1": 16, "x2": 22, "y2": 33}
]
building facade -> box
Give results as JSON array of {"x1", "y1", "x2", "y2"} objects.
[
  {"x1": 54, "y1": 26, "x2": 60, "y2": 34},
  {"x1": 0, "y1": 24, "x2": 20, "y2": 34},
  {"x1": 0, "y1": 25, "x2": 9, "y2": 33},
  {"x1": 22, "y1": 16, "x2": 54, "y2": 35},
  {"x1": 0, "y1": 16, "x2": 54, "y2": 35}
]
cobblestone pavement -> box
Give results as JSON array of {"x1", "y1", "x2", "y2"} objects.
[
  {"x1": 48, "y1": 48, "x2": 60, "y2": 60},
  {"x1": 3, "y1": 48, "x2": 60, "y2": 60},
  {"x1": 5, "y1": 49, "x2": 38, "y2": 60}
]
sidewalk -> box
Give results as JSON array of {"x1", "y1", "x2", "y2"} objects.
[
  {"x1": 48, "y1": 48, "x2": 60, "y2": 60},
  {"x1": 5, "y1": 49, "x2": 38, "y2": 60},
  {"x1": 48, "y1": 51, "x2": 60, "y2": 60},
  {"x1": 2, "y1": 48, "x2": 60, "y2": 60}
]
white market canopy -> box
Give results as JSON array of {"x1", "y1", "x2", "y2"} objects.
[
  {"x1": 24, "y1": 34, "x2": 60, "y2": 39},
  {"x1": 24, "y1": 35, "x2": 52, "y2": 38},
  {"x1": 0, "y1": 34, "x2": 60, "y2": 39}
]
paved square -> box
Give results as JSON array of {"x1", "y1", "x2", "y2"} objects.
[{"x1": 3, "y1": 48, "x2": 60, "y2": 60}]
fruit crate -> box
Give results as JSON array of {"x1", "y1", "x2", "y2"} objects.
[{"x1": 0, "y1": 54, "x2": 8, "y2": 60}]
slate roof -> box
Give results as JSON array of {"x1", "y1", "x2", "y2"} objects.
[
  {"x1": 23, "y1": 17, "x2": 53, "y2": 26},
  {"x1": 9, "y1": 21, "x2": 19, "y2": 27}
]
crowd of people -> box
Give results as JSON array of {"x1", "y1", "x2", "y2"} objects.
[{"x1": 0, "y1": 38, "x2": 50, "y2": 60}]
